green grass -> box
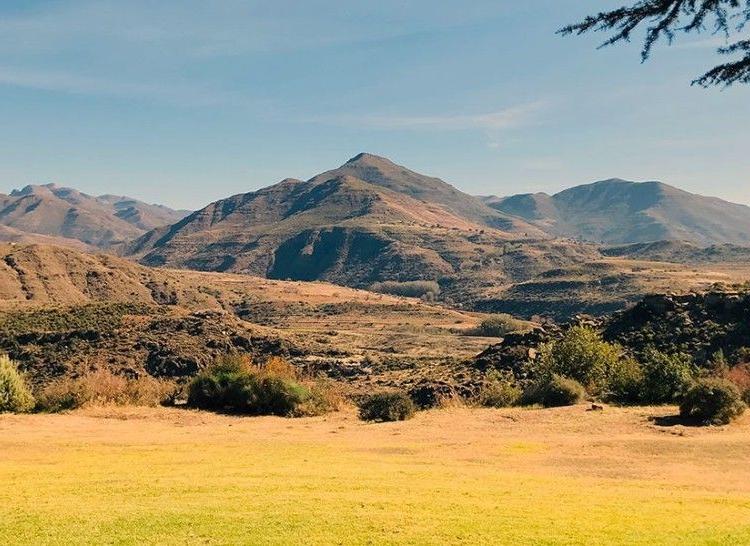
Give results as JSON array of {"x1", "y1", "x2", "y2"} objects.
[{"x1": 1, "y1": 408, "x2": 749, "y2": 545}]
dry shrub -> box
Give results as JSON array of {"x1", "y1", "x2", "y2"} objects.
[
  {"x1": 261, "y1": 356, "x2": 299, "y2": 380},
  {"x1": 0, "y1": 355, "x2": 35, "y2": 413},
  {"x1": 36, "y1": 369, "x2": 175, "y2": 412},
  {"x1": 723, "y1": 364, "x2": 750, "y2": 405},
  {"x1": 725, "y1": 363, "x2": 750, "y2": 392},
  {"x1": 295, "y1": 379, "x2": 348, "y2": 417},
  {"x1": 433, "y1": 389, "x2": 467, "y2": 409}
]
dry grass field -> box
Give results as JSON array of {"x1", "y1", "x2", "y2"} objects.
[{"x1": 1, "y1": 405, "x2": 749, "y2": 545}]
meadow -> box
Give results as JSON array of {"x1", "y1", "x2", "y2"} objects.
[{"x1": 1, "y1": 405, "x2": 749, "y2": 545}]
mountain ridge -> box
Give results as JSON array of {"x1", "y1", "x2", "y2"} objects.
[
  {"x1": 483, "y1": 178, "x2": 750, "y2": 245},
  {"x1": 0, "y1": 183, "x2": 190, "y2": 248}
]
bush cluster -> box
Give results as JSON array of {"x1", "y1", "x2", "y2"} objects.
[
  {"x1": 369, "y1": 280, "x2": 440, "y2": 299},
  {"x1": 0, "y1": 355, "x2": 35, "y2": 413},
  {"x1": 680, "y1": 378, "x2": 746, "y2": 425},
  {"x1": 521, "y1": 374, "x2": 586, "y2": 408},
  {"x1": 187, "y1": 355, "x2": 307, "y2": 416},
  {"x1": 531, "y1": 326, "x2": 699, "y2": 406},
  {"x1": 478, "y1": 371, "x2": 521, "y2": 407},
  {"x1": 187, "y1": 355, "x2": 341, "y2": 417},
  {"x1": 536, "y1": 326, "x2": 622, "y2": 397},
  {"x1": 358, "y1": 391, "x2": 416, "y2": 422},
  {"x1": 638, "y1": 348, "x2": 694, "y2": 404}
]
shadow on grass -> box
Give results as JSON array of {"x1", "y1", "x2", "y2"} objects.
[{"x1": 649, "y1": 414, "x2": 706, "y2": 428}]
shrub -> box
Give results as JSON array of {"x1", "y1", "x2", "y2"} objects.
[
  {"x1": 536, "y1": 326, "x2": 623, "y2": 396},
  {"x1": 294, "y1": 379, "x2": 346, "y2": 417},
  {"x1": 0, "y1": 355, "x2": 35, "y2": 413},
  {"x1": 358, "y1": 391, "x2": 416, "y2": 422},
  {"x1": 469, "y1": 315, "x2": 527, "y2": 337},
  {"x1": 35, "y1": 369, "x2": 174, "y2": 412},
  {"x1": 725, "y1": 363, "x2": 750, "y2": 393},
  {"x1": 521, "y1": 374, "x2": 586, "y2": 408},
  {"x1": 640, "y1": 348, "x2": 695, "y2": 404},
  {"x1": 679, "y1": 378, "x2": 746, "y2": 425},
  {"x1": 369, "y1": 280, "x2": 440, "y2": 299},
  {"x1": 604, "y1": 357, "x2": 644, "y2": 404},
  {"x1": 478, "y1": 372, "x2": 521, "y2": 407},
  {"x1": 187, "y1": 355, "x2": 311, "y2": 417}
]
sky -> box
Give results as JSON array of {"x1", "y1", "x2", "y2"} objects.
[{"x1": 0, "y1": 0, "x2": 747, "y2": 210}]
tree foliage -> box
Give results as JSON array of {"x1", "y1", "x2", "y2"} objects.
[{"x1": 559, "y1": 0, "x2": 750, "y2": 86}]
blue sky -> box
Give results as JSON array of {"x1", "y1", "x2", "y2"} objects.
[{"x1": 0, "y1": 0, "x2": 747, "y2": 209}]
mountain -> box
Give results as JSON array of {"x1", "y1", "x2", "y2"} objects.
[
  {"x1": 483, "y1": 178, "x2": 750, "y2": 245},
  {"x1": 0, "y1": 183, "x2": 190, "y2": 248},
  {"x1": 126, "y1": 154, "x2": 553, "y2": 289}
]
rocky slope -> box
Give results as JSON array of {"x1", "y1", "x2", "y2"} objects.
[
  {"x1": 472, "y1": 288, "x2": 750, "y2": 383},
  {"x1": 484, "y1": 178, "x2": 750, "y2": 245}
]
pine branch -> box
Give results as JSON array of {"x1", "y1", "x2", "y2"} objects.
[{"x1": 559, "y1": 1, "x2": 750, "y2": 86}]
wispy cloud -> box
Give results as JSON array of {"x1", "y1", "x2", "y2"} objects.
[
  {"x1": 0, "y1": 66, "x2": 267, "y2": 109},
  {"x1": 312, "y1": 101, "x2": 548, "y2": 131}
]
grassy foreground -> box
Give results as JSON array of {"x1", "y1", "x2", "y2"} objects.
[{"x1": 1, "y1": 406, "x2": 749, "y2": 545}]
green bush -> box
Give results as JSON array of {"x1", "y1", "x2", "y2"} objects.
[
  {"x1": 0, "y1": 355, "x2": 34, "y2": 413},
  {"x1": 358, "y1": 391, "x2": 416, "y2": 422},
  {"x1": 478, "y1": 372, "x2": 521, "y2": 407},
  {"x1": 470, "y1": 315, "x2": 527, "y2": 337},
  {"x1": 521, "y1": 374, "x2": 586, "y2": 408},
  {"x1": 604, "y1": 357, "x2": 644, "y2": 404},
  {"x1": 536, "y1": 326, "x2": 623, "y2": 396},
  {"x1": 187, "y1": 355, "x2": 310, "y2": 416},
  {"x1": 640, "y1": 348, "x2": 695, "y2": 404},
  {"x1": 369, "y1": 280, "x2": 440, "y2": 299},
  {"x1": 679, "y1": 378, "x2": 746, "y2": 425}
]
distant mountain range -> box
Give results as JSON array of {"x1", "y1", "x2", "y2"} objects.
[
  {"x1": 482, "y1": 178, "x2": 750, "y2": 246},
  {"x1": 0, "y1": 183, "x2": 190, "y2": 248},
  {"x1": 3, "y1": 156, "x2": 750, "y2": 318}
]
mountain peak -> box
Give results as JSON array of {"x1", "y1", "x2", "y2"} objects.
[{"x1": 344, "y1": 152, "x2": 395, "y2": 167}]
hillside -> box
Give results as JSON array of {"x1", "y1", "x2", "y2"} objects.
[
  {"x1": 0, "y1": 243, "x2": 493, "y2": 390},
  {"x1": 484, "y1": 178, "x2": 750, "y2": 245},
  {"x1": 602, "y1": 241, "x2": 750, "y2": 264},
  {"x1": 0, "y1": 183, "x2": 189, "y2": 247}
]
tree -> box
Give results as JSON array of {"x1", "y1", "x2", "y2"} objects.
[{"x1": 559, "y1": 1, "x2": 750, "y2": 87}]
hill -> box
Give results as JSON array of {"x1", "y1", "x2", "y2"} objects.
[
  {"x1": 0, "y1": 243, "x2": 493, "y2": 390},
  {"x1": 483, "y1": 178, "x2": 750, "y2": 245},
  {"x1": 0, "y1": 183, "x2": 189, "y2": 247}
]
